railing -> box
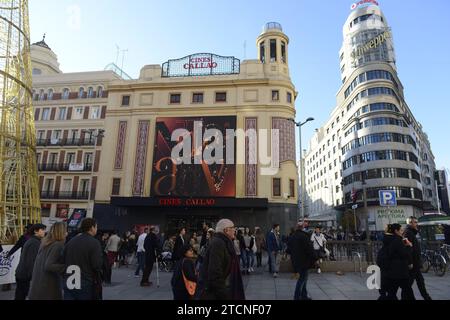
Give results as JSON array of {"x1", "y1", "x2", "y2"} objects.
[
  {"x1": 40, "y1": 191, "x2": 89, "y2": 200},
  {"x1": 36, "y1": 138, "x2": 95, "y2": 147},
  {"x1": 38, "y1": 163, "x2": 93, "y2": 172}
]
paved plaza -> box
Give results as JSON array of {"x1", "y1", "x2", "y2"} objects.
[{"x1": 1, "y1": 264, "x2": 449, "y2": 300}]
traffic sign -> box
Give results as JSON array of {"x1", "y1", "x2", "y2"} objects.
[
  {"x1": 379, "y1": 190, "x2": 397, "y2": 207},
  {"x1": 352, "y1": 204, "x2": 358, "y2": 210}
]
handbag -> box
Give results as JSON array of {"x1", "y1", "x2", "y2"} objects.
[
  {"x1": 182, "y1": 259, "x2": 197, "y2": 296},
  {"x1": 313, "y1": 235, "x2": 327, "y2": 259}
]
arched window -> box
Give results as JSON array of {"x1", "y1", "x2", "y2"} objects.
[
  {"x1": 97, "y1": 86, "x2": 103, "y2": 98},
  {"x1": 87, "y1": 87, "x2": 94, "y2": 99},
  {"x1": 48, "y1": 89, "x2": 54, "y2": 100},
  {"x1": 63, "y1": 88, "x2": 70, "y2": 100},
  {"x1": 78, "y1": 87, "x2": 85, "y2": 99},
  {"x1": 39, "y1": 89, "x2": 45, "y2": 101}
]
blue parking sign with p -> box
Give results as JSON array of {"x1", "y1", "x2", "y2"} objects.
[{"x1": 379, "y1": 190, "x2": 397, "y2": 207}]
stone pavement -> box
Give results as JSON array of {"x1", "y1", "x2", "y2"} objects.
[{"x1": 1, "y1": 265, "x2": 450, "y2": 300}]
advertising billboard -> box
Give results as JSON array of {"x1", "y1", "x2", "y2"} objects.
[{"x1": 151, "y1": 116, "x2": 236, "y2": 197}]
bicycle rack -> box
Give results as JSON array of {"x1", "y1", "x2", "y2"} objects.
[{"x1": 353, "y1": 252, "x2": 362, "y2": 277}]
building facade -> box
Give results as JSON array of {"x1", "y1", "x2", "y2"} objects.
[
  {"x1": 31, "y1": 39, "x2": 122, "y2": 227},
  {"x1": 304, "y1": 3, "x2": 438, "y2": 231},
  {"x1": 32, "y1": 23, "x2": 299, "y2": 234},
  {"x1": 435, "y1": 170, "x2": 450, "y2": 215}
]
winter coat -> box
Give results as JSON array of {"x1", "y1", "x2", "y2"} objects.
[
  {"x1": 289, "y1": 229, "x2": 315, "y2": 272},
  {"x1": 255, "y1": 233, "x2": 265, "y2": 252},
  {"x1": 266, "y1": 230, "x2": 282, "y2": 253},
  {"x1": 29, "y1": 241, "x2": 65, "y2": 300},
  {"x1": 403, "y1": 226, "x2": 421, "y2": 271},
  {"x1": 173, "y1": 235, "x2": 186, "y2": 260},
  {"x1": 143, "y1": 232, "x2": 161, "y2": 263},
  {"x1": 197, "y1": 233, "x2": 245, "y2": 300},
  {"x1": 15, "y1": 236, "x2": 41, "y2": 281},
  {"x1": 171, "y1": 258, "x2": 197, "y2": 300},
  {"x1": 385, "y1": 234, "x2": 412, "y2": 280}
]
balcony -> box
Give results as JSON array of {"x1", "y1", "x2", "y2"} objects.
[
  {"x1": 38, "y1": 163, "x2": 93, "y2": 172},
  {"x1": 40, "y1": 191, "x2": 89, "y2": 200},
  {"x1": 36, "y1": 138, "x2": 96, "y2": 147}
]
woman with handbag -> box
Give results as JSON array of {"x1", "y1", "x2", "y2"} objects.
[
  {"x1": 311, "y1": 226, "x2": 327, "y2": 274},
  {"x1": 171, "y1": 245, "x2": 197, "y2": 300}
]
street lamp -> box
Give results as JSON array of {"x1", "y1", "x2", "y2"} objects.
[
  {"x1": 81, "y1": 129, "x2": 105, "y2": 217},
  {"x1": 290, "y1": 117, "x2": 314, "y2": 220}
]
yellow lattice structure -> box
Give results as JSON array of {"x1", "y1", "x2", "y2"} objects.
[{"x1": 0, "y1": 0, "x2": 40, "y2": 244}]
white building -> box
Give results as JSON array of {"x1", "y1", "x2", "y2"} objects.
[{"x1": 304, "y1": 3, "x2": 437, "y2": 231}]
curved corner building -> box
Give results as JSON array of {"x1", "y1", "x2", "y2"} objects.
[
  {"x1": 304, "y1": 3, "x2": 437, "y2": 230},
  {"x1": 0, "y1": 0, "x2": 41, "y2": 244}
]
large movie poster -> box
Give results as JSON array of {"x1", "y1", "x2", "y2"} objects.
[{"x1": 151, "y1": 116, "x2": 236, "y2": 197}]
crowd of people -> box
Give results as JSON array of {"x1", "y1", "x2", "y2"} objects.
[{"x1": 1, "y1": 215, "x2": 438, "y2": 301}]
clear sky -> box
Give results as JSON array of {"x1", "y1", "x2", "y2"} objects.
[{"x1": 29, "y1": 0, "x2": 450, "y2": 172}]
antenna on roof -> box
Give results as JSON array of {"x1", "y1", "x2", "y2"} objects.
[
  {"x1": 43, "y1": 33, "x2": 46, "y2": 41},
  {"x1": 121, "y1": 49, "x2": 128, "y2": 78}
]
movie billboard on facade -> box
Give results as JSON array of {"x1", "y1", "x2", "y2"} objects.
[{"x1": 151, "y1": 116, "x2": 236, "y2": 197}]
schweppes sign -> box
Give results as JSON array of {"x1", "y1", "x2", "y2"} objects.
[{"x1": 351, "y1": 30, "x2": 391, "y2": 60}]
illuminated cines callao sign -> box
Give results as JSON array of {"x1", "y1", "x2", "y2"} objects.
[
  {"x1": 351, "y1": 0, "x2": 379, "y2": 10},
  {"x1": 351, "y1": 31, "x2": 391, "y2": 60}
]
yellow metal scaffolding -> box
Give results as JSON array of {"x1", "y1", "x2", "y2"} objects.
[{"x1": 0, "y1": 0, "x2": 40, "y2": 244}]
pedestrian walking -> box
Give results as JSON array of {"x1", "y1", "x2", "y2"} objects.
[
  {"x1": 402, "y1": 216, "x2": 432, "y2": 300},
  {"x1": 311, "y1": 226, "x2": 327, "y2": 274},
  {"x1": 289, "y1": 219, "x2": 315, "y2": 300},
  {"x1": 63, "y1": 218, "x2": 103, "y2": 300},
  {"x1": 197, "y1": 228, "x2": 214, "y2": 272},
  {"x1": 14, "y1": 224, "x2": 46, "y2": 300},
  {"x1": 266, "y1": 224, "x2": 282, "y2": 278},
  {"x1": 173, "y1": 227, "x2": 186, "y2": 263},
  {"x1": 98, "y1": 232, "x2": 111, "y2": 285},
  {"x1": 236, "y1": 229, "x2": 247, "y2": 273},
  {"x1": 190, "y1": 232, "x2": 200, "y2": 256},
  {"x1": 200, "y1": 223, "x2": 210, "y2": 248},
  {"x1": 376, "y1": 224, "x2": 392, "y2": 300},
  {"x1": 135, "y1": 228, "x2": 148, "y2": 277},
  {"x1": 29, "y1": 222, "x2": 67, "y2": 300},
  {"x1": 255, "y1": 227, "x2": 265, "y2": 268},
  {"x1": 383, "y1": 223, "x2": 414, "y2": 300},
  {"x1": 105, "y1": 230, "x2": 121, "y2": 269},
  {"x1": 141, "y1": 226, "x2": 161, "y2": 287},
  {"x1": 196, "y1": 219, "x2": 245, "y2": 300},
  {"x1": 171, "y1": 245, "x2": 197, "y2": 300}
]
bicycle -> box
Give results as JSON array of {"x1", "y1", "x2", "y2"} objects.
[{"x1": 421, "y1": 249, "x2": 447, "y2": 276}]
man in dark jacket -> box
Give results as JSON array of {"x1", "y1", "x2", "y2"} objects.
[
  {"x1": 173, "y1": 227, "x2": 186, "y2": 263},
  {"x1": 197, "y1": 219, "x2": 245, "y2": 300},
  {"x1": 200, "y1": 223, "x2": 210, "y2": 248},
  {"x1": 63, "y1": 218, "x2": 103, "y2": 300},
  {"x1": 14, "y1": 224, "x2": 46, "y2": 300},
  {"x1": 289, "y1": 219, "x2": 315, "y2": 300},
  {"x1": 266, "y1": 224, "x2": 282, "y2": 277},
  {"x1": 141, "y1": 226, "x2": 161, "y2": 287},
  {"x1": 402, "y1": 217, "x2": 432, "y2": 300}
]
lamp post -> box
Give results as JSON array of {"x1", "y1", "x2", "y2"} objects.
[
  {"x1": 81, "y1": 129, "x2": 105, "y2": 218},
  {"x1": 290, "y1": 117, "x2": 314, "y2": 220}
]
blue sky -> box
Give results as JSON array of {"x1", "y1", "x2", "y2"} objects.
[{"x1": 29, "y1": 0, "x2": 450, "y2": 171}]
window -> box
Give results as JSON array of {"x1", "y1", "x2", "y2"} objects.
[
  {"x1": 170, "y1": 93, "x2": 181, "y2": 104},
  {"x1": 58, "y1": 107, "x2": 66, "y2": 120},
  {"x1": 62, "y1": 88, "x2": 70, "y2": 100},
  {"x1": 97, "y1": 86, "x2": 103, "y2": 98},
  {"x1": 270, "y1": 39, "x2": 277, "y2": 62},
  {"x1": 192, "y1": 93, "x2": 204, "y2": 104},
  {"x1": 84, "y1": 153, "x2": 93, "y2": 168},
  {"x1": 38, "y1": 89, "x2": 45, "y2": 101},
  {"x1": 281, "y1": 41, "x2": 286, "y2": 63},
  {"x1": 41, "y1": 108, "x2": 50, "y2": 121},
  {"x1": 87, "y1": 87, "x2": 94, "y2": 98},
  {"x1": 66, "y1": 153, "x2": 76, "y2": 164},
  {"x1": 91, "y1": 106, "x2": 100, "y2": 119},
  {"x1": 48, "y1": 89, "x2": 53, "y2": 100},
  {"x1": 272, "y1": 90, "x2": 280, "y2": 101},
  {"x1": 287, "y1": 92, "x2": 292, "y2": 103},
  {"x1": 112, "y1": 178, "x2": 121, "y2": 196},
  {"x1": 273, "y1": 178, "x2": 281, "y2": 197},
  {"x1": 121, "y1": 95, "x2": 131, "y2": 106},
  {"x1": 289, "y1": 179, "x2": 295, "y2": 198},
  {"x1": 259, "y1": 42, "x2": 265, "y2": 63},
  {"x1": 78, "y1": 87, "x2": 85, "y2": 99},
  {"x1": 80, "y1": 179, "x2": 90, "y2": 194},
  {"x1": 215, "y1": 92, "x2": 227, "y2": 102},
  {"x1": 49, "y1": 153, "x2": 58, "y2": 164},
  {"x1": 73, "y1": 107, "x2": 84, "y2": 120}
]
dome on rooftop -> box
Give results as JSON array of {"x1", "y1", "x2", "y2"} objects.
[
  {"x1": 263, "y1": 22, "x2": 283, "y2": 33},
  {"x1": 32, "y1": 35, "x2": 51, "y2": 51}
]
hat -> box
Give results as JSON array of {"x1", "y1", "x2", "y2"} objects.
[{"x1": 30, "y1": 223, "x2": 47, "y2": 233}]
